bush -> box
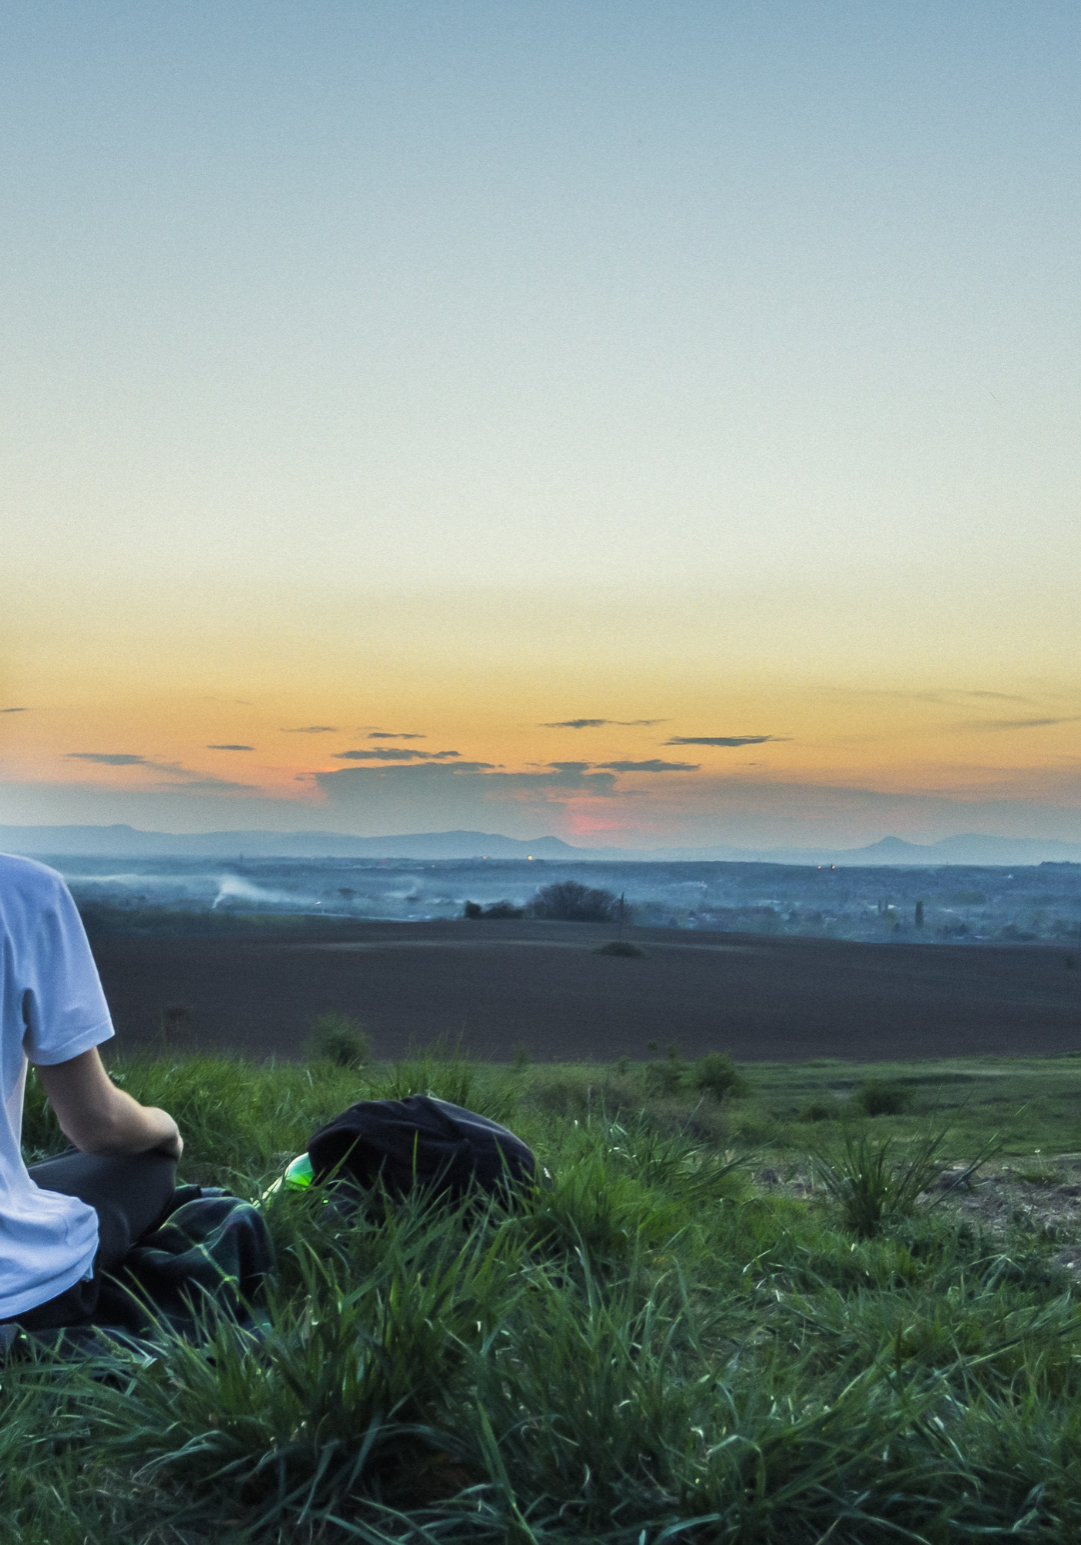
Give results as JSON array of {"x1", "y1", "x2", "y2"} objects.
[
  {"x1": 594, "y1": 940, "x2": 645, "y2": 958},
  {"x1": 691, "y1": 1051, "x2": 748, "y2": 1102},
  {"x1": 306, "y1": 1012, "x2": 371, "y2": 1070},
  {"x1": 644, "y1": 1043, "x2": 688, "y2": 1098},
  {"x1": 853, "y1": 1079, "x2": 912, "y2": 1117},
  {"x1": 463, "y1": 900, "x2": 525, "y2": 919},
  {"x1": 799, "y1": 1097, "x2": 838, "y2": 1123},
  {"x1": 531, "y1": 881, "x2": 618, "y2": 923}
]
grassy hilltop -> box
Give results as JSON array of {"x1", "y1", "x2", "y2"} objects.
[{"x1": 7, "y1": 1045, "x2": 1081, "y2": 1543}]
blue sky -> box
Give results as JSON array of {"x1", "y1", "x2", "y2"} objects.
[{"x1": 1, "y1": 2, "x2": 1079, "y2": 844}]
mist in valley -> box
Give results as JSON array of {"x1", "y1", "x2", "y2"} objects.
[{"x1": 55, "y1": 854, "x2": 1081, "y2": 949}]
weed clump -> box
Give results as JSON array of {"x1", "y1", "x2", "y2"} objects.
[
  {"x1": 799, "y1": 1096, "x2": 838, "y2": 1123},
  {"x1": 594, "y1": 939, "x2": 645, "y2": 957},
  {"x1": 811, "y1": 1123, "x2": 999, "y2": 1239},
  {"x1": 811, "y1": 1126, "x2": 949, "y2": 1237},
  {"x1": 692, "y1": 1050, "x2": 748, "y2": 1102},
  {"x1": 306, "y1": 1011, "x2": 371, "y2": 1069},
  {"x1": 644, "y1": 1042, "x2": 687, "y2": 1098},
  {"x1": 853, "y1": 1078, "x2": 912, "y2": 1117}
]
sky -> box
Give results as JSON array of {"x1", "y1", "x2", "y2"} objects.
[{"x1": 1, "y1": 1, "x2": 1080, "y2": 850}]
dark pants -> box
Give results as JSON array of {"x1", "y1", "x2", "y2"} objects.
[{"x1": 4, "y1": 1149, "x2": 177, "y2": 1331}]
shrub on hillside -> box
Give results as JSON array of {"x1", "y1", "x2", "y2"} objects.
[
  {"x1": 463, "y1": 899, "x2": 525, "y2": 919},
  {"x1": 644, "y1": 1044, "x2": 688, "y2": 1098},
  {"x1": 799, "y1": 1097, "x2": 838, "y2": 1123},
  {"x1": 691, "y1": 1051, "x2": 748, "y2": 1102},
  {"x1": 531, "y1": 881, "x2": 618, "y2": 923},
  {"x1": 853, "y1": 1079, "x2": 912, "y2": 1117},
  {"x1": 307, "y1": 1012, "x2": 372, "y2": 1070}
]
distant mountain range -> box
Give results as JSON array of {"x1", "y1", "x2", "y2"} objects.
[
  {"x1": 0, "y1": 825, "x2": 582, "y2": 860},
  {"x1": 1, "y1": 823, "x2": 1080, "y2": 867}
]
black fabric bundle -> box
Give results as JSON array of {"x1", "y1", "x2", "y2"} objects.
[
  {"x1": 307, "y1": 1095, "x2": 536, "y2": 1204},
  {"x1": 1, "y1": 1188, "x2": 274, "y2": 1361}
]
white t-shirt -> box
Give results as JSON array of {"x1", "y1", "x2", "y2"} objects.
[{"x1": 0, "y1": 854, "x2": 115, "y2": 1318}]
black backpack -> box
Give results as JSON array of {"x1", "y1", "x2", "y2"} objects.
[{"x1": 307, "y1": 1095, "x2": 536, "y2": 1205}]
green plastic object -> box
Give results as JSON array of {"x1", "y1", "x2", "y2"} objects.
[
  {"x1": 261, "y1": 1151, "x2": 315, "y2": 1203},
  {"x1": 283, "y1": 1152, "x2": 314, "y2": 1188}
]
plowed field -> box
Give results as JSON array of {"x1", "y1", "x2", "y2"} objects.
[{"x1": 89, "y1": 919, "x2": 1081, "y2": 1063}]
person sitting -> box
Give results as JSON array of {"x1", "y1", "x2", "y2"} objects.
[{"x1": 0, "y1": 852, "x2": 182, "y2": 1333}]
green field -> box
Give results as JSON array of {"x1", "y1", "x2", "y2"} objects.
[
  {"x1": 8, "y1": 1046, "x2": 1081, "y2": 1543},
  {"x1": 740, "y1": 1053, "x2": 1081, "y2": 1156}
]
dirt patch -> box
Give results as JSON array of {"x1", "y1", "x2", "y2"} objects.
[{"x1": 755, "y1": 1157, "x2": 1081, "y2": 1271}]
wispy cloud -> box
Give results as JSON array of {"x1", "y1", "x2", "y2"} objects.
[
  {"x1": 542, "y1": 718, "x2": 608, "y2": 729},
  {"x1": 973, "y1": 717, "x2": 1081, "y2": 733},
  {"x1": 597, "y1": 759, "x2": 700, "y2": 772},
  {"x1": 66, "y1": 752, "x2": 148, "y2": 766},
  {"x1": 154, "y1": 777, "x2": 258, "y2": 794},
  {"x1": 665, "y1": 735, "x2": 782, "y2": 747},
  {"x1": 542, "y1": 718, "x2": 666, "y2": 729},
  {"x1": 846, "y1": 688, "x2": 1034, "y2": 706},
  {"x1": 282, "y1": 725, "x2": 338, "y2": 734},
  {"x1": 332, "y1": 747, "x2": 461, "y2": 761},
  {"x1": 206, "y1": 743, "x2": 254, "y2": 751},
  {"x1": 368, "y1": 731, "x2": 426, "y2": 740},
  {"x1": 65, "y1": 751, "x2": 257, "y2": 792},
  {"x1": 1, "y1": 706, "x2": 28, "y2": 714},
  {"x1": 962, "y1": 691, "x2": 1035, "y2": 703}
]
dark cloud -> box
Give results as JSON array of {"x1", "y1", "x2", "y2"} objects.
[
  {"x1": 282, "y1": 725, "x2": 338, "y2": 734},
  {"x1": 597, "y1": 759, "x2": 700, "y2": 772},
  {"x1": 368, "y1": 732, "x2": 426, "y2": 740},
  {"x1": 528, "y1": 765, "x2": 618, "y2": 793},
  {"x1": 318, "y1": 760, "x2": 489, "y2": 792},
  {"x1": 332, "y1": 748, "x2": 460, "y2": 761},
  {"x1": 206, "y1": 743, "x2": 254, "y2": 751},
  {"x1": 666, "y1": 735, "x2": 779, "y2": 748},
  {"x1": 543, "y1": 718, "x2": 608, "y2": 729},
  {"x1": 542, "y1": 718, "x2": 666, "y2": 729},
  {"x1": 1, "y1": 706, "x2": 28, "y2": 714},
  {"x1": 316, "y1": 759, "x2": 619, "y2": 811},
  {"x1": 66, "y1": 752, "x2": 148, "y2": 766}
]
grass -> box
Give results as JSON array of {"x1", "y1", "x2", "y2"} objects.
[{"x1": 7, "y1": 1046, "x2": 1081, "y2": 1541}]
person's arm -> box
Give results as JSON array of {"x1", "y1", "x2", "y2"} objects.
[{"x1": 34, "y1": 1047, "x2": 183, "y2": 1160}]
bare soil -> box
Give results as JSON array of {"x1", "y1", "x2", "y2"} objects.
[
  {"x1": 755, "y1": 1156, "x2": 1081, "y2": 1274},
  {"x1": 88, "y1": 917, "x2": 1081, "y2": 1063}
]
